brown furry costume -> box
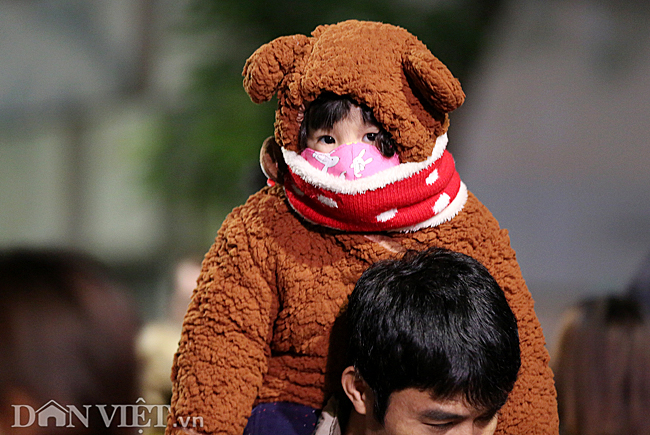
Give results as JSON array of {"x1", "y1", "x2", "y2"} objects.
[{"x1": 168, "y1": 20, "x2": 558, "y2": 435}]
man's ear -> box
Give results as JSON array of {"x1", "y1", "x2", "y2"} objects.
[{"x1": 341, "y1": 366, "x2": 370, "y2": 416}]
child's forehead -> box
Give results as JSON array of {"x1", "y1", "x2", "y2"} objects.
[
  {"x1": 308, "y1": 105, "x2": 377, "y2": 131},
  {"x1": 337, "y1": 105, "x2": 367, "y2": 124}
]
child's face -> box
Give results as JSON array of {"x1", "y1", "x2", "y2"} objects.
[{"x1": 306, "y1": 106, "x2": 381, "y2": 153}]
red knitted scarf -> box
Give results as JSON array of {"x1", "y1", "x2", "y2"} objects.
[{"x1": 282, "y1": 134, "x2": 467, "y2": 232}]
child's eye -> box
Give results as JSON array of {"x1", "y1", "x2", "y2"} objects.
[
  {"x1": 319, "y1": 136, "x2": 336, "y2": 144},
  {"x1": 365, "y1": 132, "x2": 378, "y2": 142}
]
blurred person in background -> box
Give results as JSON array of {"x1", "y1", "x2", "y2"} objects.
[
  {"x1": 627, "y1": 250, "x2": 650, "y2": 314},
  {"x1": 552, "y1": 295, "x2": 650, "y2": 435},
  {"x1": 137, "y1": 257, "x2": 201, "y2": 417},
  {"x1": 0, "y1": 248, "x2": 140, "y2": 435}
]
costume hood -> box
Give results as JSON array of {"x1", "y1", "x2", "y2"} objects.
[{"x1": 243, "y1": 19, "x2": 465, "y2": 163}]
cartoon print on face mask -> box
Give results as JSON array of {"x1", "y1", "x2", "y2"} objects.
[
  {"x1": 302, "y1": 143, "x2": 399, "y2": 180},
  {"x1": 300, "y1": 105, "x2": 400, "y2": 180},
  {"x1": 311, "y1": 153, "x2": 340, "y2": 173},
  {"x1": 350, "y1": 148, "x2": 373, "y2": 177}
]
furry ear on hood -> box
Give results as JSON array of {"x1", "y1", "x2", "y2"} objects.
[
  {"x1": 243, "y1": 34, "x2": 312, "y2": 104},
  {"x1": 402, "y1": 47, "x2": 465, "y2": 114},
  {"x1": 242, "y1": 20, "x2": 465, "y2": 163}
]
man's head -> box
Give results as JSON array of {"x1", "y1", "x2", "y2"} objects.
[{"x1": 341, "y1": 247, "x2": 520, "y2": 435}]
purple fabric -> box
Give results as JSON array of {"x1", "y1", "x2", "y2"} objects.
[{"x1": 243, "y1": 402, "x2": 320, "y2": 435}]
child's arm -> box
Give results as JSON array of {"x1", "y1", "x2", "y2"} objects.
[
  {"x1": 166, "y1": 207, "x2": 278, "y2": 435},
  {"x1": 430, "y1": 192, "x2": 558, "y2": 434},
  {"x1": 475, "y1": 229, "x2": 559, "y2": 435}
]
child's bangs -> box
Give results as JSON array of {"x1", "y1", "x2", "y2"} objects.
[{"x1": 305, "y1": 94, "x2": 354, "y2": 131}]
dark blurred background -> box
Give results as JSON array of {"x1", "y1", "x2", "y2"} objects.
[{"x1": 2, "y1": 0, "x2": 649, "y2": 356}]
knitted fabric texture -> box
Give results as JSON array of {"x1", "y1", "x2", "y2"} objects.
[{"x1": 283, "y1": 135, "x2": 466, "y2": 232}]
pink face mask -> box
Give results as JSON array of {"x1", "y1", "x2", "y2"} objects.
[{"x1": 300, "y1": 142, "x2": 400, "y2": 180}]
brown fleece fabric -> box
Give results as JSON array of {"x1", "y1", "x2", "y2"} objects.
[
  {"x1": 168, "y1": 20, "x2": 558, "y2": 435},
  {"x1": 242, "y1": 20, "x2": 463, "y2": 163},
  {"x1": 168, "y1": 189, "x2": 558, "y2": 435}
]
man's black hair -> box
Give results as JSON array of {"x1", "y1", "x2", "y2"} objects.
[
  {"x1": 346, "y1": 247, "x2": 520, "y2": 423},
  {"x1": 298, "y1": 92, "x2": 397, "y2": 157}
]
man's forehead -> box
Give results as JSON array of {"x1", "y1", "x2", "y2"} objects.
[{"x1": 392, "y1": 389, "x2": 491, "y2": 417}]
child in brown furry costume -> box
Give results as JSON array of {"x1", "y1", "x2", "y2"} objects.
[{"x1": 167, "y1": 20, "x2": 558, "y2": 435}]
